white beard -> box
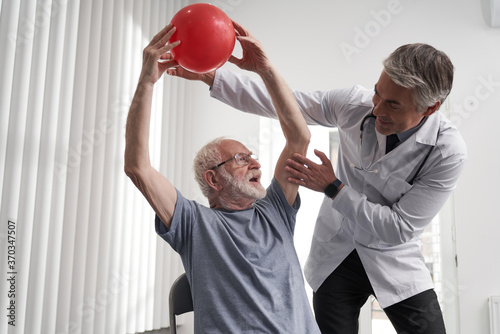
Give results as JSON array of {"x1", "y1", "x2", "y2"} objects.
[{"x1": 220, "y1": 169, "x2": 266, "y2": 202}]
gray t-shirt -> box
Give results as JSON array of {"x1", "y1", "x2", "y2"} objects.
[{"x1": 156, "y1": 177, "x2": 320, "y2": 333}]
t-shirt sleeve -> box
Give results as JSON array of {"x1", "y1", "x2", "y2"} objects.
[
  {"x1": 155, "y1": 188, "x2": 194, "y2": 254},
  {"x1": 265, "y1": 177, "x2": 301, "y2": 234}
]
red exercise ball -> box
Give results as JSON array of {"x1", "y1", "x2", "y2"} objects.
[{"x1": 169, "y1": 3, "x2": 235, "y2": 74}]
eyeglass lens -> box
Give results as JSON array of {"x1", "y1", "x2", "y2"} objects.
[{"x1": 234, "y1": 153, "x2": 257, "y2": 165}]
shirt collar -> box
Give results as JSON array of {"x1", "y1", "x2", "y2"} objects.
[{"x1": 397, "y1": 116, "x2": 428, "y2": 144}]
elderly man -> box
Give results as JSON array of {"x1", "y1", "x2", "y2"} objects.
[
  {"x1": 124, "y1": 22, "x2": 320, "y2": 334},
  {"x1": 170, "y1": 42, "x2": 467, "y2": 333}
]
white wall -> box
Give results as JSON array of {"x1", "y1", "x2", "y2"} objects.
[{"x1": 180, "y1": 0, "x2": 500, "y2": 333}]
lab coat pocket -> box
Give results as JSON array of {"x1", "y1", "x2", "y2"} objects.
[
  {"x1": 381, "y1": 174, "x2": 413, "y2": 204},
  {"x1": 312, "y1": 208, "x2": 344, "y2": 242},
  {"x1": 353, "y1": 223, "x2": 379, "y2": 248}
]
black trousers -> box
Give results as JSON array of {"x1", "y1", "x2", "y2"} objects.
[{"x1": 313, "y1": 250, "x2": 446, "y2": 334}]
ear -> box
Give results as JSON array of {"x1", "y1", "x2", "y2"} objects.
[
  {"x1": 422, "y1": 100, "x2": 441, "y2": 117},
  {"x1": 204, "y1": 170, "x2": 223, "y2": 192}
]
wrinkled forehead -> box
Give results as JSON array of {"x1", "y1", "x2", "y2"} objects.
[{"x1": 219, "y1": 139, "x2": 251, "y2": 158}]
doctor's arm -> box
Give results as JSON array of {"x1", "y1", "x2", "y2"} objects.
[
  {"x1": 288, "y1": 149, "x2": 466, "y2": 246},
  {"x1": 167, "y1": 49, "x2": 340, "y2": 127},
  {"x1": 344, "y1": 158, "x2": 466, "y2": 245},
  {"x1": 210, "y1": 69, "x2": 342, "y2": 127}
]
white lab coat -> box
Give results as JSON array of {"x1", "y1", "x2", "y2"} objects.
[{"x1": 210, "y1": 69, "x2": 467, "y2": 308}]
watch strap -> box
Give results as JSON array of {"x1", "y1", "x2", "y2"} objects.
[{"x1": 324, "y1": 179, "x2": 342, "y2": 198}]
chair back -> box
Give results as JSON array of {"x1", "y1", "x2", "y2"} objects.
[{"x1": 169, "y1": 273, "x2": 193, "y2": 334}]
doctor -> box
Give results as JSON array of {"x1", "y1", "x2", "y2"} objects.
[{"x1": 168, "y1": 43, "x2": 467, "y2": 333}]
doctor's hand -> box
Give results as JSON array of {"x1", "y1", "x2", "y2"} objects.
[
  {"x1": 166, "y1": 66, "x2": 215, "y2": 87},
  {"x1": 228, "y1": 21, "x2": 272, "y2": 75},
  {"x1": 285, "y1": 149, "x2": 337, "y2": 193}
]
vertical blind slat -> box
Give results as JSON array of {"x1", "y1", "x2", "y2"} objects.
[
  {"x1": 82, "y1": 1, "x2": 110, "y2": 333},
  {"x1": 54, "y1": 0, "x2": 82, "y2": 331},
  {"x1": 0, "y1": 0, "x2": 21, "y2": 200},
  {"x1": 114, "y1": 0, "x2": 135, "y2": 332},
  {"x1": 2, "y1": 0, "x2": 38, "y2": 331},
  {"x1": 39, "y1": 1, "x2": 69, "y2": 332},
  {"x1": 93, "y1": 0, "x2": 122, "y2": 331},
  {"x1": 23, "y1": 0, "x2": 54, "y2": 332},
  {"x1": 104, "y1": 0, "x2": 128, "y2": 331},
  {"x1": 64, "y1": 0, "x2": 94, "y2": 330}
]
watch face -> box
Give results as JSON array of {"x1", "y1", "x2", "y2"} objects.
[
  {"x1": 324, "y1": 183, "x2": 338, "y2": 198},
  {"x1": 324, "y1": 180, "x2": 341, "y2": 198}
]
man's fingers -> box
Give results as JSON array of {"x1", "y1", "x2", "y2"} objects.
[
  {"x1": 292, "y1": 153, "x2": 319, "y2": 171},
  {"x1": 156, "y1": 26, "x2": 177, "y2": 49},
  {"x1": 149, "y1": 24, "x2": 171, "y2": 45},
  {"x1": 286, "y1": 159, "x2": 310, "y2": 174},
  {"x1": 158, "y1": 59, "x2": 178, "y2": 69},
  {"x1": 160, "y1": 53, "x2": 175, "y2": 60},
  {"x1": 158, "y1": 40, "x2": 179, "y2": 55},
  {"x1": 287, "y1": 177, "x2": 306, "y2": 186},
  {"x1": 231, "y1": 20, "x2": 248, "y2": 37},
  {"x1": 144, "y1": 27, "x2": 178, "y2": 63},
  {"x1": 314, "y1": 149, "x2": 331, "y2": 165},
  {"x1": 150, "y1": 24, "x2": 173, "y2": 46},
  {"x1": 285, "y1": 164, "x2": 308, "y2": 178},
  {"x1": 285, "y1": 166, "x2": 308, "y2": 186},
  {"x1": 292, "y1": 153, "x2": 308, "y2": 163},
  {"x1": 228, "y1": 55, "x2": 241, "y2": 66}
]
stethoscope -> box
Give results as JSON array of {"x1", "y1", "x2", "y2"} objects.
[
  {"x1": 351, "y1": 110, "x2": 437, "y2": 184},
  {"x1": 350, "y1": 111, "x2": 379, "y2": 173}
]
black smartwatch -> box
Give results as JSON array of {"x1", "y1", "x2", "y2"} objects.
[{"x1": 324, "y1": 179, "x2": 342, "y2": 198}]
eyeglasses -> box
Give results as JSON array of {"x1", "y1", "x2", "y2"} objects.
[{"x1": 210, "y1": 153, "x2": 258, "y2": 170}]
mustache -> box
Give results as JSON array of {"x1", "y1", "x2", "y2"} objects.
[{"x1": 246, "y1": 170, "x2": 261, "y2": 180}]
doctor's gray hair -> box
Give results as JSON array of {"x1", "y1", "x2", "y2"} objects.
[
  {"x1": 193, "y1": 137, "x2": 225, "y2": 198},
  {"x1": 383, "y1": 43, "x2": 454, "y2": 112}
]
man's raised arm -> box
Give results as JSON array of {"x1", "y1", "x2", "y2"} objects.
[
  {"x1": 124, "y1": 24, "x2": 179, "y2": 229},
  {"x1": 229, "y1": 22, "x2": 310, "y2": 205}
]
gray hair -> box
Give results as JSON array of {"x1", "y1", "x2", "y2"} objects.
[
  {"x1": 383, "y1": 43, "x2": 454, "y2": 112},
  {"x1": 193, "y1": 137, "x2": 225, "y2": 198}
]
